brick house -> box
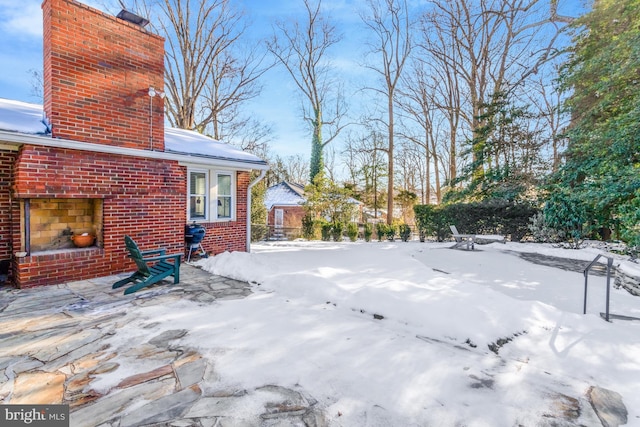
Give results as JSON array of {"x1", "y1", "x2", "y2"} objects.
[
  {"x1": 0, "y1": 0, "x2": 268, "y2": 289},
  {"x1": 264, "y1": 181, "x2": 364, "y2": 239},
  {"x1": 265, "y1": 182, "x2": 307, "y2": 239}
]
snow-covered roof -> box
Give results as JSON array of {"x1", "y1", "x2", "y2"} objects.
[
  {"x1": 0, "y1": 98, "x2": 50, "y2": 135},
  {"x1": 264, "y1": 181, "x2": 306, "y2": 210},
  {"x1": 264, "y1": 181, "x2": 364, "y2": 210},
  {"x1": 0, "y1": 98, "x2": 267, "y2": 168},
  {"x1": 164, "y1": 128, "x2": 264, "y2": 165}
]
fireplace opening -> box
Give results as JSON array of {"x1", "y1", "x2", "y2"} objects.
[{"x1": 25, "y1": 198, "x2": 103, "y2": 253}]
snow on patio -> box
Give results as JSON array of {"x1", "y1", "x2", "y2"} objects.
[{"x1": 104, "y1": 241, "x2": 640, "y2": 426}]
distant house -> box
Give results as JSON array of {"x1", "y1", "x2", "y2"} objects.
[
  {"x1": 0, "y1": 0, "x2": 267, "y2": 289},
  {"x1": 264, "y1": 181, "x2": 364, "y2": 239},
  {"x1": 264, "y1": 182, "x2": 307, "y2": 239}
]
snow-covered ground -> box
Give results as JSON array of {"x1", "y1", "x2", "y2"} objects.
[{"x1": 133, "y1": 241, "x2": 640, "y2": 425}]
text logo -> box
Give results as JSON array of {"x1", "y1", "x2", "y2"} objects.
[{"x1": 1, "y1": 405, "x2": 69, "y2": 427}]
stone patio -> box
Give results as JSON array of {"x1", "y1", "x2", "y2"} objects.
[
  {"x1": 0, "y1": 264, "x2": 326, "y2": 427},
  {"x1": 0, "y1": 256, "x2": 630, "y2": 427}
]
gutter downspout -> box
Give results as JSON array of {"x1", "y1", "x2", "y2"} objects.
[{"x1": 246, "y1": 169, "x2": 267, "y2": 253}]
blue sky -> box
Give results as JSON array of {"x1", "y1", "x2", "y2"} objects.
[
  {"x1": 0, "y1": 0, "x2": 369, "y2": 160},
  {"x1": 0, "y1": 0, "x2": 589, "y2": 161}
]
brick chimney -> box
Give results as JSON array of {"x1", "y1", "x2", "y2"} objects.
[{"x1": 42, "y1": 0, "x2": 165, "y2": 150}]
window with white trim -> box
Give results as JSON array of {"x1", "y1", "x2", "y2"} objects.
[
  {"x1": 189, "y1": 170, "x2": 207, "y2": 220},
  {"x1": 187, "y1": 169, "x2": 236, "y2": 222},
  {"x1": 216, "y1": 172, "x2": 233, "y2": 219}
]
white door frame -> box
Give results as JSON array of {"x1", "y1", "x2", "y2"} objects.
[{"x1": 274, "y1": 208, "x2": 284, "y2": 228}]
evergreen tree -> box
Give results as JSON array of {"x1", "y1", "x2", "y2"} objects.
[
  {"x1": 303, "y1": 173, "x2": 356, "y2": 225},
  {"x1": 250, "y1": 180, "x2": 267, "y2": 225},
  {"x1": 551, "y1": 0, "x2": 640, "y2": 245},
  {"x1": 310, "y1": 131, "x2": 324, "y2": 183},
  {"x1": 447, "y1": 91, "x2": 542, "y2": 203}
]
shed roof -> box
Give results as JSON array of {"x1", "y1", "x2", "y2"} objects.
[
  {"x1": 0, "y1": 98, "x2": 267, "y2": 169},
  {"x1": 264, "y1": 181, "x2": 306, "y2": 210},
  {"x1": 264, "y1": 181, "x2": 365, "y2": 211}
]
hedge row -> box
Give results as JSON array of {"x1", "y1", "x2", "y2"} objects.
[{"x1": 414, "y1": 200, "x2": 539, "y2": 242}]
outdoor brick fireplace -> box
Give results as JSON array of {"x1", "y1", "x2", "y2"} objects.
[
  {"x1": 26, "y1": 198, "x2": 103, "y2": 252},
  {"x1": 6, "y1": 0, "x2": 183, "y2": 288},
  {"x1": 0, "y1": 0, "x2": 265, "y2": 289}
]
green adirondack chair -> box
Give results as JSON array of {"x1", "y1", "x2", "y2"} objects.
[{"x1": 113, "y1": 235, "x2": 182, "y2": 295}]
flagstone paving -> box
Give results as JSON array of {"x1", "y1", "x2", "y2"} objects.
[
  {"x1": 0, "y1": 264, "x2": 326, "y2": 427},
  {"x1": 0, "y1": 259, "x2": 627, "y2": 427}
]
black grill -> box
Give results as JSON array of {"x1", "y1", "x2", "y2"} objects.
[
  {"x1": 185, "y1": 223, "x2": 206, "y2": 244},
  {"x1": 185, "y1": 223, "x2": 207, "y2": 261}
]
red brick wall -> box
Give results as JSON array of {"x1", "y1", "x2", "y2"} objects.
[
  {"x1": 267, "y1": 205, "x2": 306, "y2": 229},
  {"x1": 0, "y1": 149, "x2": 17, "y2": 273},
  {"x1": 196, "y1": 171, "x2": 249, "y2": 256},
  {"x1": 12, "y1": 145, "x2": 186, "y2": 288},
  {"x1": 43, "y1": 0, "x2": 165, "y2": 150},
  {"x1": 6, "y1": 0, "x2": 253, "y2": 288}
]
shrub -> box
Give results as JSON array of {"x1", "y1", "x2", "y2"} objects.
[
  {"x1": 414, "y1": 205, "x2": 430, "y2": 242},
  {"x1": 544, "y1": 190, "x2": 592, "y2": 248},
  {"x1": 347, "y1": 222, "x2": 358, "y2": 242},
  {"x1": 414, "y1": 204, "x2": 449, "y2": 241},
  {"x1": 617, "y1": 193, "x2": 640, "y2": 250},
  {"x1": 399, "y1": 224, "x2": 411, "y2": 242},
  {"x1": 364, "y1": 223, "x2": 373, "y2": 242},
  {"x1": 500, "y1": 200, "x2": 539, "y2": 242},
  {"x1": 528, "y1": 212, "x2": 562, "y2": 243},
  {"x1": 331, "y1": 221, "x2": 344, "y2": 242},
  {"x1": 376, "y1": 222, "x2": 386, "y2": 242},
  {"x1": 251, "y1": 224, "x2": 268, "y2": 242},
  {"x1": 414, "y1": 199, "x2": 538, "y2": 242},
  {"x1": 385, "y1": 224, "x2": 397, "y2": 241},
  {"x1": 303, "y1": 173, "x2": 356, "y2": 225},
  {"x1": 320, "y1": 221, "x2": 332, "y2": 241},
  {"x1": 301, "y1": 214, "x2": 316, "y2": 240}
]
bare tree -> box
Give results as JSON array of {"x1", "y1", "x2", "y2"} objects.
[
  {"x1": 199, "y1": 42, "x2": 273, "y2": 140},
  {"x1": 264, "y1": 155, "x2": 286, "y2": 187},
  {"x1": 342, "y1": 132, "x2": 363, "y2": 189},
  {"x1": 28, "y1": 69, "x2": 43, "y2": 102},
  {"x1": 342, "y1": 125, "x2": 388, "y2": 216},
  {"x1": 395, "y1": 139, "x2": 424, "y2": 197},
  {"x1": 417, "y1": 9, "x2": 464, "y2": 186},
  {"x1": 394, "y1": 141, "x2": 422, "y2": 223},
  {"x1": 398, "y1": 62, "x2": 446, "y2": 203},
  {"x1": 113, "y1": 0, "x2": 274, "y2": 152},
  {"x1": 284, "y1": 154, "x2": 311, "y2": 185},
  {"x1": 526, "y1": 72, "x2": 568, "y2": 172},
  {"x1": 420, "y1": 0, "x2": 574, "y2": 183},
  {"x1": 267, "y1": 0, "x2": 348, "y2": 183},
  {"x1": 229, "y1": 118, "x2": 273, "y2": 158},
  {"x1": 149, "y1": 0, "x2": 246, "y2": 130},
  {"x1": 323, "y1": 145, "x2": 338, "y2": 183},
  {"x1": 361, "y1": 0, "x2": 413, "y2": 224},
  {"x1": 264, "y1": 153, "x2": 310, "y2": 187}
]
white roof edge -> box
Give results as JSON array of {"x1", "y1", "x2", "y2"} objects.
[
  {"x1": 269, "y1": 202, "x2": 304, "y2": 207},
  {"x1": 0, "y1": 130, "x2": 270, "y2": 171}
]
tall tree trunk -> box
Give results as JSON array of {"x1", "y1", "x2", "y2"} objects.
[
  {"x1": 387, "y1": 97, "x2": 395, "y2": 225},
  {"x1": 310, "y1": 107, "x2": 324, "y2": 182},
  {"x1": 431, "y1": 139, "x2": 442, "y2": 203},
  {"x1": 425, "y1": 135, "x2": 431, "y2": 204},
  {"x1": 362, "y1": 0, "x2": 412, "y2": 225}
]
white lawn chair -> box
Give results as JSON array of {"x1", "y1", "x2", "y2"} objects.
[
  {"x1": 450, "y1": 225, "x2": 475, "y2": 250},
  {"x1": 450, "y1": 225, "x2": 506, "y2": 250}
]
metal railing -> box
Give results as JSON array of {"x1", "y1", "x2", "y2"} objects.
[{"x1": 583, "y1": 254, "x2": 614, "y2": 322}]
